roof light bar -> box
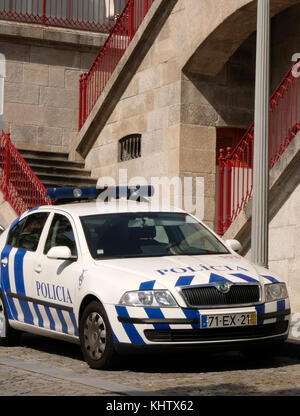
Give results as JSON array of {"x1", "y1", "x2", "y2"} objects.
[
  {"x1": 46, "y1": 186, "x2": 154, "y2": 204},
  {"x1": 47, "y1": 187, "x2": 97, "y2": 201}
]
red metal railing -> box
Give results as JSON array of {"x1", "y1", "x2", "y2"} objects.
[
  {"x1": 0, "y1": 0, "x2": 127, "y2": 33},
  {"x1": 218, "y1": 63, "x2": 300, "y2": 236},
  {"x1": 0, "y1": 131, "x2": 51, "y2": 215},
  {"x1": 78, "y1": 0, "x2": 155, "y2": 130}
]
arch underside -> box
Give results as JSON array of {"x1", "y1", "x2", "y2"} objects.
[{"x1": 184, "y1": 0, "x2": 300, "y2": 77}]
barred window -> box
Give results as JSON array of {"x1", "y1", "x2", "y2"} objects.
[{"x1": 119, "y1": 134, "x2": 142, "y2": 162}]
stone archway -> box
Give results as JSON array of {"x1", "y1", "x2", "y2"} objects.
[
  {"x1": 178, "y1": 0, "x2": 300, "y2": 231},
  {"x1": 183, "y1": 0, "x2": 300, "y2": 77}
]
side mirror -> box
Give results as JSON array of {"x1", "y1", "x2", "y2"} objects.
[
  {"x1": 47, "y1": 246, "x2": 73, "y2": 260},
  {"x1": 226, "y1": 239, "x2": 242, "y2": 253}
]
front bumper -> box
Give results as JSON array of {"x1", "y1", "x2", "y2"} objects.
[{"x1": 106, "y1": 298, "x2": 290, "y2": 347}]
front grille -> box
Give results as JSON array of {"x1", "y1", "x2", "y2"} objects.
[
  {"x1": 144, "y1": 321, "x2": 289, "y2": 342},
  {"x1": 181, "y1": 284, "x2": 260, "y2": 308}
]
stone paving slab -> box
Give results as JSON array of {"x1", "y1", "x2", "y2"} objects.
[
  {"x1": 0, "y1": 363, "x2": 114, "y2": 396},
  {"x1": 1, "y1": 332, "x2": 300, "y2": 396},
  {"x1": 0, "y1": 355, "x2": 150, "y2": 396}
]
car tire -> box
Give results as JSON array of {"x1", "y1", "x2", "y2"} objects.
[
  {"x1": 0, "y1": 291, "x2": 20, "y2": 346},
  {"x1": 79, "y1": 301, "x2": 120, "y2": 370}
]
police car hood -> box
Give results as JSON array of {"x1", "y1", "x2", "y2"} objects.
[{"x1": 95, "y1": 254, "x2": 278, "y2": 292}]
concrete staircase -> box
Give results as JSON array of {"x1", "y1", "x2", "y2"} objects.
[{"x1": 19, "y1": 149, "x2": 97, "y2": 189}]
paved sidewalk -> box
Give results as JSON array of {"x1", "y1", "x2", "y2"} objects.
[{"x1": 0, "y1": 329, "x2": 300, "y2": 396}]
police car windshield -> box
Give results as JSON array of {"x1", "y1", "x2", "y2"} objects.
[{"x1": 80, "y1": 212, "x2": 229, "y2": 260}]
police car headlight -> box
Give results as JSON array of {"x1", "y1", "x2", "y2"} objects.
[
  {"x1": 265, "y1": 283, "x2": 288, "y2": 302},
  {"x1": 119, "y1": 290, "x2": 178, "y2": 307}
]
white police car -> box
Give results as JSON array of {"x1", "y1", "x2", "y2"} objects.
[{"x1": 0, "y1": 186, "x2": 290, "y2": 369}]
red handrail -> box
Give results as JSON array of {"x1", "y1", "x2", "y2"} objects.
[
  {"x1": 78, "y1": 0, "x2": 155, "y2": 130},
  {"x1": 218, "y1": 62, "x2": 300, "y2": 235},
  {"x1": 0, "y1": 0, "x2": 127, "y2": 33},
  {"x1": 0, "y1": 131, "x2": 51, "y2": 215}
]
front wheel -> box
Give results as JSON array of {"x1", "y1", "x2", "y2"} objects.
[{"x1": 79, "y1": 301, "x2": 119, "y2": 370}]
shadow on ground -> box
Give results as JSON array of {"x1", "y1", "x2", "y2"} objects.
[{"x1": 18, "y1": 333, "x2": 300, "y2": 375}]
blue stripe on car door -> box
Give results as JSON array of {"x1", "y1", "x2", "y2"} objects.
[
  {"x1": 1, "y1": 246, "x2": 17, "y2": 320},
  {"x1": 14, "y1": 249, "x2": 34, "y2": 325},
  {"x1": 56, "y1": 309, "x2": 68, "y2": 334},
  {"x1": 44, "y1": 306, "x2": 56, "y2": 331}
]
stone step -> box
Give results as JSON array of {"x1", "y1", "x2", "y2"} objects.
[
  {"x1": 37, "y1": 173, "x2": 97, "y2": 188},
  {"x1": 17, "y1": 148, "x2": 97, "y2": 189},
  {"x1": 28, "y1": 163, "x2": 92, "y2": 178},
  {"x1": 18, "y1": 149, "x2": 85, "y2": 169},
  {"x1": 18, "y1": 149, "x2": 69, "y2": 161},
  {"x1": 23, "y1": 156, "x2": 85, "y2": 170}
]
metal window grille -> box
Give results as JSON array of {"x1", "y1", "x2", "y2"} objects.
[{"x1": 119, "y1": 134, "x2": 141, "y2": 162}]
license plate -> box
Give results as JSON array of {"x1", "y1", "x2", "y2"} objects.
[{"x1": 201, "y1": 312, "x2": 257, "y2": 328}]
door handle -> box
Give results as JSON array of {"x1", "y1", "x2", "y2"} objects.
[
  {"x1": 1, "y1": 257, "x2": 8, "y2": 267},
  {"x1": 34, "y1": 264, "x2": 42, "y2": 273}
]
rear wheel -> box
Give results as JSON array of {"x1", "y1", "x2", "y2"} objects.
[
  {"x1": 0, "y1": 291, "x2": 20, "y2": 346},
  {"x1": 79, "y1": 301, "x2": 119, "y2": 370}
]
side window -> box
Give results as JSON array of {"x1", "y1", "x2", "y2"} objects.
[
  {"x1": 44, "y1": 214, "x2": 77, "y2": 257},
  {"x1": 7, "y1": 212, "x2": 49, "y2": 252},
  {"x1": 7, "y1": 218, "x2": 27, "y2": 247}
]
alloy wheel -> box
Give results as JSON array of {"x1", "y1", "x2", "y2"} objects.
[{"x1": 83, "y1": 311, "x2": 106, "y2": 360}]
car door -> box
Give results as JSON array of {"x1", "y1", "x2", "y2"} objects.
[
  {"x1": 0, "y1": 211, "x2": 50, "y2": 326},
  {"x1": 30, "y1": 212, "x2": 81, "y2": 337}
]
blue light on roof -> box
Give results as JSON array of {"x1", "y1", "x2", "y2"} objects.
[
  {"x1": 46, "y1": 186, "x2": 154, "y2": 204},
  {"x1": 46, "y1": 187, "x2": 97, "y2": 201}
]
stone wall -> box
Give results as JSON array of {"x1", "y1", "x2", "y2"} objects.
[
  {"x1": 268, "y1": 184, "x2": 300, "y2": 313},
  {"x1": 81, "y1": 0, "x2": 300, "y2": 230},
  {"x1": 83, "y1": 0, "x2": 258, "y2": 229},
  {"x1": 181, "y1": 33, "x2": 256, "y2": 130},
  {"x1": 243, "y1": 184, "x2": 300, "y2": 314},
  {"x1": 0, "y1": 0, "x2": 299, "y2": 310},
  {"x1": 225, "y1": 130, "x2": 300, "y2": 313},
  {"x1": 83, "y1": 0, "x2": 184, "y2": 209},
  {"x1": 0, "y1": 190, "x2": 18, "y2": 228},
  {"x1": 1, "y1": 20, "x2": 106, "y2": 153},
  {"x1": 271, "y1": 3, "x2": 300, "y2": 91}
]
